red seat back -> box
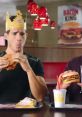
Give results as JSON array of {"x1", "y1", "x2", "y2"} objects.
[{"x1": 43, "y1": 62, "x2": 67, "y2": 80}]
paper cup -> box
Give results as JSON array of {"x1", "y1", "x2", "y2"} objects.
[
  {"x1": 54, "y1": 112, "x2": 66, "y2": 117},
  {"x1": 53, "y1": 89, "x2": 67, "y2": 108}
]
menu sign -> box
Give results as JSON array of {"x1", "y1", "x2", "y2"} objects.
[{"x1": 58, "y1": 5, "x2": 82, "y2": 45}]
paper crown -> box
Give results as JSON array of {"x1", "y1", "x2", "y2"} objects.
[{"x1": 6, "y1": 10, "x2": 26, "y2": 31}]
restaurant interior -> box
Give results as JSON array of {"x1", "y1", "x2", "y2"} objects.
[
  {"x1": 0, "y1": 0, "x2": 82, "y2": 93},
  {"x1": 0, "y1": 0, "x2": 82, "y2": 116},
  {"x1": 0, "y1": 0, "x2": 82, "y2": 94}
]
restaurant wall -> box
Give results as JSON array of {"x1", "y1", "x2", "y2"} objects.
[
  {"x1": 37, "y1": 1, "x2": 82, "y2": 47},
  {"x1": 24, "y1": 47, "x2": 82, "y2": 62},
  {"x1": 38, "y1": 2, "x2": 58, "y2": 47},
  {"x1": 24, "y1": 0, "x2": 82, "y2": 62},
  {"x1": 1, "y1": 1, "x2": 82, "y2": 63}
]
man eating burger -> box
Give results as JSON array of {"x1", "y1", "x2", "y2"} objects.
[{"x1": 56, "y1": 70, "x2": 82, "y2": 104}]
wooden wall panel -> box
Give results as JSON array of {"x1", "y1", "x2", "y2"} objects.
[{"x1": 24, "y1": 47, "x2": 82, "y2": 62}]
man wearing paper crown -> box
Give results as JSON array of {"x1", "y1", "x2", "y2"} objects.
[
  {"x1": 6, "y1": 10, "x2": 26, "y2": 31},
  {"x1": 0, "y1": 10, "x2": 47, "y2": 103}
]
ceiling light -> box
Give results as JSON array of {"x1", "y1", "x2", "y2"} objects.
[
  {"x1": 27, "y1": 0, "x2": 39, "y2": 16},
  {"x1": 50, "y1": 21, "x2": 56, "y2": 29},
  {"x1": 33, "y1": 17, "x2": 42, "y2": 30},
  {"x1": 41, "y1": 13, "x2": 50, "y2": 26},
  {"x1": 38, "y1": 6, "x2": 47, "y2": 19}
]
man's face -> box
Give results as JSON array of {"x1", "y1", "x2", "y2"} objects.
[{"x1": 6, "y1": 29, "x2": 26, "y2": 53}]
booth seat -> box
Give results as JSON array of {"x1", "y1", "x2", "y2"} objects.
[
  {"x1": 43, "y1": 62, "x2": 67, "y2": 102},
  {"x1": 43, "y1": 62, "x2": 67, "y2": 85}
]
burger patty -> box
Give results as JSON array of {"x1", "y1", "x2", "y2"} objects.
[{"x1": 62, "y1": 75, "x2": 80, "y2": 83}]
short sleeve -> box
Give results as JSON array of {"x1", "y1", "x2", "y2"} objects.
[
  {"x1": 27, "y1": 54, "x2": 44, "y2": 77},
  {"x1": 34, "y1": 58, "x2": 44, "y2": 77}
]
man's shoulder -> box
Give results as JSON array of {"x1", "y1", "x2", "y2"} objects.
[
  {"x1": 71, "y1": 56, "x2": 82, "y2": 61},
  {"x1": 69, "y1": 56, "x2": 82, "y2": 64},
  {"x1": 26, "y1": 54, "x2": 40, "y2": 63},
  {"x1": 0, "y1": 51, "x2": 6, "y2": 57}
]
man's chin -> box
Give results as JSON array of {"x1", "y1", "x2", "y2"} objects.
[
  {"x1": 15, "y1": 49, "x2": 21, "y2": 53},
  {"x1": 14, "y1": 46, "x2": 22, "y2": 53}
]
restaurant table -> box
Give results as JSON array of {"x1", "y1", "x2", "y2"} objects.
[{"x1": 0, "y1": 103, "x2": 82, "y2": 117}]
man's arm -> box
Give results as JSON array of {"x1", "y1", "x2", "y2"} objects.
[
  {"x1": 27, "y1": 70, "x2": 48, "y2": 101},
  {"x1": 12, "y1": 53, "x2": 48, "y2": 101}
]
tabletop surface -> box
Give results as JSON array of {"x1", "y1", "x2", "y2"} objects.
[{"x1": 0, "y1": 103, "x2": 82, "y2": 117}]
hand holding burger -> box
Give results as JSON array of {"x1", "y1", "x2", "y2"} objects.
[
  {"x1": 0, "y1": 54, "x2": 17, "y2": 70},
  {"x1": 56, "y1": 70, "x2": 80, "y2": 89}
]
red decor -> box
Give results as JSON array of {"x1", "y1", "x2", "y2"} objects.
[
  {"x1": 41, "y1": 13, "x2": 50, "y2": 26},
  {"x1": 38, "y1": 6, "x2": 47, "y2": 19},
  {"x1": 50, "y1": 21, "x2": 56, "y2": 29},
  {"x1": 26, "y1": 0, "x2": 33, "y2": 13},
  {"x1": 27, "y1": 0, "x2": 39, "y2": 16},
  {"x1": 41, "y1": 18, "x2": 49, "y2": 26},
  {"x1": 33, "y1": 17, "x2": 42, "y2": 30},
  {"x1": 26, "y1": 1, "x2": 56, "y2": 30}
]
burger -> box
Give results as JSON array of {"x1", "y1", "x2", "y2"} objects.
[
  {"x1": 60, "y1": 21, "x2": 82, "y2": 40},
  {"x1": 61, "y1": 70, "x2": 80, "y2": 84},
  {"x1": 1, "y1": 54, "x2": 17, "y2": 70}
]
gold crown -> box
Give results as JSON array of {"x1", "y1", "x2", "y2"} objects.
[{"x1": 6, "y1": 10, "x2": 26, "y2": 31}]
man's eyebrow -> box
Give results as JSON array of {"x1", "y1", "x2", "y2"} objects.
[
  {"x1": 12, "y1": 31, "x2": 18, "y2": 33},
  {"x1": 20, "y1": 32, "x2": 25, "y2": 35}
]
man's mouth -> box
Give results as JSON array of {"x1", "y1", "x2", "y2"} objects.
[{"x1": 16, "y1": 44, "x2": 21, "y2": 48}]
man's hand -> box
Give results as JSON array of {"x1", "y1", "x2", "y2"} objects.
[
  {"x1": 12, "y1": 53, "x2": 31, "y2": 72},
  {"x1": 56, "y1": 73, "x2": 71, "y2": 89},
  {"x1": 56, "y1": 80, "x2": 71, "y2": 89},
  {"x1": 0, "y1": 56, "x2": 9, "y2": 70},
  {"x1": 77, "y1": 83, "x2": 82, "y2": 87}
]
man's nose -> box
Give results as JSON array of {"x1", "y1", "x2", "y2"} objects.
[{"x1": 16, "y1": 33, "x2": 22, "y2": 40}]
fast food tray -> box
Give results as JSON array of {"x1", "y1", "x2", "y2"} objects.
[
  {"x1": 50, "y1": 103, "x2": 82, "y2": 111},
  {"x1": 0, "y1": 102, "x2": 43, "y2": 111}
]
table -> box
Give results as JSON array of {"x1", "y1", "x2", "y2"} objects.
[{"x1": 0, "y1": 104, "x2": 82, "y2": 117}]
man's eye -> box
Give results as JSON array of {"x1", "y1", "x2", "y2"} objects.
[
  {"x1": 13, "y1": 32, "x2": 17, "y2": 35},
  {"x1": 20, "y1": 32, "x2": 25, "y2": 36}
]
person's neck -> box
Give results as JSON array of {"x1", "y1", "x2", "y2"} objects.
[{"x1": 6, "y1": 48, "x2": 23, "y2": 55}]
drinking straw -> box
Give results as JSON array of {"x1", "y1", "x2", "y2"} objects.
[{"x1": 57, "y1": 76, "x2": 61, "y2": 89}]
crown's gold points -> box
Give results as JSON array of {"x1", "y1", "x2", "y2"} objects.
[{"x1": 6, "y1": 10, "x2": 25, "y2": 31}]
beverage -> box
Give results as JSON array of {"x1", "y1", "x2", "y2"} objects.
[{"x1": 53, "y1": 89, "x2": 66, "y2": 108}]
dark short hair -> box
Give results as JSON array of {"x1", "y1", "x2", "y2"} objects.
[{"x1": 10, "y1": 16, "x2": 16, "y2": 21}]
